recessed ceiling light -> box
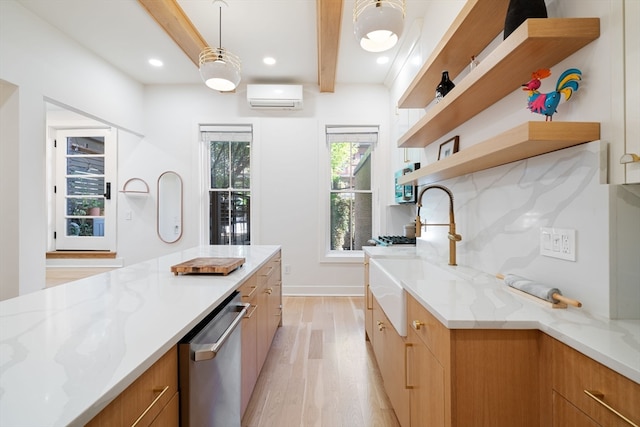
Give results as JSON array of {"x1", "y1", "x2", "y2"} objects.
[
  {"x1": 376, "y1": 56, "x2": 390, "y2": 65},
  {"x1": 263, "y1": 57, "x2": 276, "y2": 65},
  {"x1": 149, "y1": 58, "x2": 163, "y2": 67}
]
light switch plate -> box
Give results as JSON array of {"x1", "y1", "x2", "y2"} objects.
[{"x1": 540, "y1": 227, "x2": 576, "y2": 261}]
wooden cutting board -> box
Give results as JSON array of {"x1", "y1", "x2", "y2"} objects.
[{"x1": 170, "y1": 257, "x2": 245, "y2": 276}]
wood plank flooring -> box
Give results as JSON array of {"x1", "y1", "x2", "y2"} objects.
[
  {"x1": 45, "y1": 267, "x2": 115, "y2": 287},
  {"x1": 242, "y1": 296, "x2": 401, "y2": 427}
]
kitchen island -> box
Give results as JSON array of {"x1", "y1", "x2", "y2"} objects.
[{"x1": 0, "y1": 245, "x2": 280, "y2": 427}]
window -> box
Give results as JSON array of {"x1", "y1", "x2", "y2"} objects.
[
  {"x1": 202, "y1": 125, "x2": 252, "y2": 245},
  {"x1": 326, "y1": 126, "x2": 376, "y2": 251}
]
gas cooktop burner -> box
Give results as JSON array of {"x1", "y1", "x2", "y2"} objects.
[{"x1": 376, "y1": 235, "x2": 416, "y2": 246}]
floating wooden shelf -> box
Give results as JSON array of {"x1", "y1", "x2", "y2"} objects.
[
  {"x1": 397, "y1": 122, "x2": 600, "y2": 186},
  {"x1": 398, "y1": 18, "x2": 600, "y2": 148},
  {"x1": 398, "y1": 0, "x2": 510, "y2": 109}
]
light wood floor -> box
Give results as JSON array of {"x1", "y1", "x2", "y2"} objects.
[
  {"x1": 45, "y1": 268, "x2": 115, "y2": 287},
  {"x1": 242, "y1": 296, "x2": 400, "y2": 427}
]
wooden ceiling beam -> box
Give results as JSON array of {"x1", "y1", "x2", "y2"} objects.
[
  {"x1": 137, "y1": 0, "x2": 207, "y2": 67},
  {"x1": 317, "y1": 0, "x2": 343, "y2": 93}
]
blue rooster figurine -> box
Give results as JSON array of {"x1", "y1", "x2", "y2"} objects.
[{"x1": 522, "y1": 68, "x2": 582, "y2": 121}]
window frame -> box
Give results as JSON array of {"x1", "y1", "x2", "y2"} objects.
[
  {"x1": 318, "y1": 123, "x2": 381, "y2": 263},
  {"x1": 199, "y1": 123, "x2": 255, "y2": 246}
]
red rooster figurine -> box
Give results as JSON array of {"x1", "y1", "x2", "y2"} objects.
[{"x1": 522, "y1": 68, "x2": 582, "y2": 121}]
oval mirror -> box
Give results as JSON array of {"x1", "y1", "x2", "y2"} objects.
[{"x1": 157, "y1": 171, "x2": 183, "y2": 243}]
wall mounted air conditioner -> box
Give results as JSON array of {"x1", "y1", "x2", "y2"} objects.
[{"x1": 247, "y1": 84, "x2": 303, "y2": 110}]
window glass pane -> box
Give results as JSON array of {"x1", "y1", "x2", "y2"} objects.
[
  {"x1": 331, "y1": 142, "x2": 353, "y2": 190},
  {"x1": 67, "y1": 197, "x2": 104, "y2": 216},
  {"x1": 231, "y1": 142, "x2": 251, "y2": 189},
  {"x1": 209, "y1": 191, "x2": 250, "y2": 245},
  {"x1": 67, "y1": 156, "x2": 105, "y2": 175},
  {"x1": 67, "y1": 177, "x2": 105, "y2": 196},
  {"x1": 66, "y1": 218, "x2": 104, "y2": 237},
  {"x1": 330, "y1": 192, "x2": 372, "y2": 251},
  {"x1": 66, "y1": 136, "x2": 104, "y2": 155},
  {"x1": 211, "y1": 141, "x2": 230, "y2": 189}
]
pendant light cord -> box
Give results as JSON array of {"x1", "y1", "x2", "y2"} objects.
[{"x1": 218, "y1": 6, "x2": 222, "y2": 49}]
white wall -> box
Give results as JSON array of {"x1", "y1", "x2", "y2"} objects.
[
  {"x1": 0, "y1": 0, "x2": 145, "y2": 296},
  {"x1": 388, "y1": 0, "x2": 639, "y2": 319},
  {"x1": 128, "y1": 84, "x2": 391, "y2": 295},
  {"x1": 0, "y1": 81, "x2": 20, "y2": 300}
]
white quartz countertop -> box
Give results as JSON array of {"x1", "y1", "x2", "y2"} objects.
[
  {"x1": 0, "y1": 245, "x2": 280, "y2": 427},
  {"x1": 364, "y1": 247, "x2": 640, "y2": 385}
]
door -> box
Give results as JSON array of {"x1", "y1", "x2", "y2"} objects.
[{"x1": 55, "y1": 129, "x2": 116, "y2": 250}]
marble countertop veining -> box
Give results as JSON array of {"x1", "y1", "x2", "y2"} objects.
[
  {"x1": 0, "y1": 245, "x2": 280, "y2": 427},
  {"x1": 364, "y1": 247, "x2": 640, "y2": 385}
]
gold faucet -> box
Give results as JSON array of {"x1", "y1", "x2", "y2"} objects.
[{"x1": 415, "y1": 185, "x2": 462, "y2": 266}]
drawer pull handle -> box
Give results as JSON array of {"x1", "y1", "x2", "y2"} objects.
[
  {"x1": 131, "y1": 385, "x2": 170, "y2": 427},
  {"x1": 405, "y1": 343, "x2": 414, "y2": 389},
  {"x1": 412, "y1": 320, "x2": 424, "y2": 330},
  {"x1": 584, "y1": 390, "x2": 638, "y2": 427},
  {"x1": 377, "y1": 321, "x2": 385, "y2": 331},
  {"x1": 244, "y1": 304, "x2": 258, "y2": 319},
  {"x1": 265, "y1": 287, "x2": 273, "y2": 295},
  {"x1": 243, "y1": 285, "x2": 258, "y2": 299}
]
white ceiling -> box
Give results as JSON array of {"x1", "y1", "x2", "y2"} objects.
[{"x1": 16, "y1": 0, "x2": 435, "y2": 88}]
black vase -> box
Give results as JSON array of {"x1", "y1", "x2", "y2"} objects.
[
  {"x1": 435, "y1": 71, "x2": 455, "y2": 103},
  {"x1": 504, "y1": 0, "x2": 548, "y2": 40}
]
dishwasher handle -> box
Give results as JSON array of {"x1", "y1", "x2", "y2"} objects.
[{"x1": 194, "y1": 302, "x2": 249, "y2": 362}]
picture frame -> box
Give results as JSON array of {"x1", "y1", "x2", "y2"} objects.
[{"x1": 438, "y1": 135, "x2": 459, "y2": 160}]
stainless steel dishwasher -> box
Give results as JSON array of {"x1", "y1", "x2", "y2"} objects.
[{"x1": 179, "y1": 291, "x2": 249, "y2": 427}]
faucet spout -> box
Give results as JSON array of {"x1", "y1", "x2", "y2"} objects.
[{"x1": 415, "y1": 184, "x2": 462, "y2": 266}]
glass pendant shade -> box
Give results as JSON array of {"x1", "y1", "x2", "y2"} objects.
[
  {"x1": 354, "y1": 0, "x2": 405, "y2": 52},
  {"x1": 199, "y1": 47, "x2": 241, "y2": 92}
]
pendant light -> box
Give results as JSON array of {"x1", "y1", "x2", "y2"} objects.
[
  {"x1": 199, "y1": 2, "x2": 241, "y2": 92},
  {"x1": 353, "y1": 0, "x2": 406, "y2": 53}
]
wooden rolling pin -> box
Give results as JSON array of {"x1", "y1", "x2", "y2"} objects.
[{"x1": 496, "y1": 273, "x2": 582, "y2": 308}]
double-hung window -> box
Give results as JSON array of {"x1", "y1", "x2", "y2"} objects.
[
  {"x1": 201, "y1": 125, "x2": 252, "y2": 245},
  {"x1": 326, "y1": 125, "x2": 377, "y2": 251}
]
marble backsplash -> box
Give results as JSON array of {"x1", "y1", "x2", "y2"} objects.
[{"x1": 414, "y1": 140, "x2": 640, "y2": 320}]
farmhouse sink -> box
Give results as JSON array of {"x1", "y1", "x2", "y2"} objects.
[{"x1": 369, "y1": 257, "x2": 464, "y2": 337}]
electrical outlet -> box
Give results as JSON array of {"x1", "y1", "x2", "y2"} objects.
[
  {"x1": 540, "y1": 227, "x2": 576, "y2": 261},
  {"x1": 284, "y1": 264, "x2": 291, "y2": 274}
]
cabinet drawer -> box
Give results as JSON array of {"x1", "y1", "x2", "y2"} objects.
[
  {"x1": 552, "y1": 339, "x2": 640, "y2": 426},
  {"x1": 239, "y1": 274, "x2": 259, "y2": 302},
  {"x1": 406, "y1": 294, "x2": 449, "y2": 363},
  {"x1": 553, "y1": 391, "x2": 601, "y2": 427},
  {"x1": 87, "y1": 346, "x2": 178, "y2": 427}
]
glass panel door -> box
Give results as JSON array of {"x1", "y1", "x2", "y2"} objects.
[{"x1": 55, "y1": 129, "x2": 116, "y2": 250}]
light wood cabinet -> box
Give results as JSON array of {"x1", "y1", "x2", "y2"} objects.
[
  {"x1": 256, "y1": 250, "x2": 282, "y2": 374},
  {"x1": 240, "y1": 273, "x2": 259, "y2": 415},
  {"x1": 372, "y1": 297, "x2": 410, "y2": 427},
  {"x1": 406, "y1": 293, "x2": 541, "y2": 427},
  {"x1": 241, "y1": 250, "x2": 282, "y2": 416},
  {"x1": 86, "y1": 346, "x2": 178, "y2": 427},
  {"x1": 551, "y1": 338, "x2": 640, "y2": 427},
  {"x1": 364, "y1": 255, "x2": 373, "y2": 342},
  {"x1": 407, "y1": 327, "x2": 445, "y2": 427}
]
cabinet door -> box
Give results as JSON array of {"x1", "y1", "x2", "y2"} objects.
[
  {"x1": 408, "y1": 328, "x2": 445, "y2": 427},
  {"x1": 240, "y1": 273, "x2": 259, "y2": 415},
  {"x1": 364, "y1": 255, "x2": 373, "y2": 342},
  {"x1": 150, "y1": 392, "x2": 179, "y2": 427},
  {"x1": 372, "y1": 298, "x2": 410, "y2": 427}
]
